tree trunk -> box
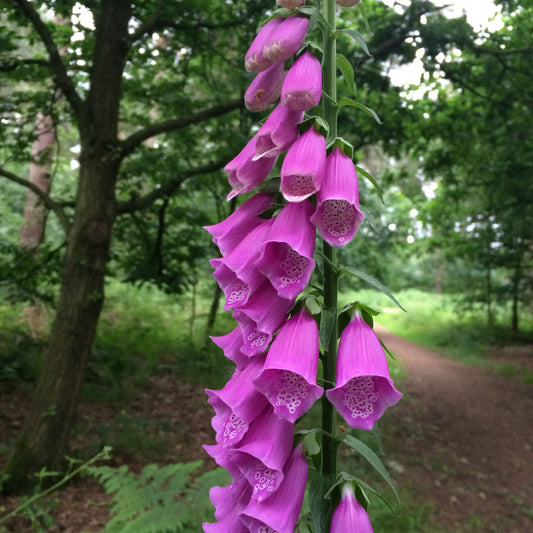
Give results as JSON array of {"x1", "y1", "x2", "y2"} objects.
[
  {"x1": 19, "y1": 113, "x2": 56, "y2": 250},
  {"x1": 4, "y1": 0, "x2": 132, "y2": 492}
]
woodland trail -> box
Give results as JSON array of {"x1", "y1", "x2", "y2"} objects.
[{"x1": 375, "y1": 324, "x2": 533, "y2": 533}]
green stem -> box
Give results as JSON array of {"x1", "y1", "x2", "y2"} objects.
[
  {"x1": 0, "y1": 447, "x2": 111, "y2": 525},
  {"x1": 321, "y1": 0, "x2": 339, "y2": 530}
]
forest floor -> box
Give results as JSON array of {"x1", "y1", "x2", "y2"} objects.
[{"x1": 0, "y1": 327, "x2": 532, "y2": 533}]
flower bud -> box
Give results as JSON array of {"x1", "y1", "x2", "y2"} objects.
[
  {"x1": 245, "y1": 17, "x2": 283, "y2": 72},
  {"x1": 281, "y1": 51, "x2": 322, "y2": 111},
  {"x1": 245, "y1": 62, "x2": 286, "y2": 112},
  {"x1": 276, "y1": 0, "x2": 306, "y2": 8},
  {"x1": 263, "y1": 15, "x2": 309, "y2": 63}
]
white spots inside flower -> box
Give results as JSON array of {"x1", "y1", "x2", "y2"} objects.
[
  {"x1": 255, "y1": 88, "x2": 266, "y2": 102},
  {"x1": 253, "y1": 462, "x2": 279, "y2": 496},
  {"x1": 322, "y1": 199, "x2": 355, "y2": 240},
  {"x1": 222, "y1": 413, "x2": 246, "y2": 443},
  {"x1": 285, "y1": 174, "x2": 315, "y2": 198},
  {"x1": 279, "y1": 245, "x2": 308, "y2": 287},
  {"x1": 247, "y1": 330, "x2": 269, "y2": 347},
  {"x1": 275, "y1": 370, "x2": 310, "y2": 414},
  {"x1": 343, "y1": 376, "x2": 379, "y2": 419},
  {"x1": 227, "y1": 280, "x2": 249, "y2": 305}
]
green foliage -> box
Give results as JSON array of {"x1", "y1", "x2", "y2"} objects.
[{"x1": 85, "y1": 461, "x2": 230, "y2": 533}]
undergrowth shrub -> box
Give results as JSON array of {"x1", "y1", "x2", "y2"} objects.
[{"x1": 85, "y1": 461, "x2": 229, "y2": 533}]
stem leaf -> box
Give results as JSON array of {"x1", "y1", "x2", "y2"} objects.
[
  {"x1": 354, "y1": 164, "x2": 384, "y2": 204},
  {"x1": 336, "y1": 54, "x2": 356, "y2": 97},
  {"x1": 340, "y1": 266, "x2": 406, "y2": 311},
  {"x1": 336, "y1": 28, "x2": 372, "y2": 57},
  {"x1": 337, "y1": 96, "x2": 382, "y2": 124},
  {"x1": 342, "y1": 434, "x2": 400, "y2": 503}
]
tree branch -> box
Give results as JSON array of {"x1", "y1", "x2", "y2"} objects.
[
  {"x1": 9, "y1": 0, "x2": 86, "y2": 122},
  {"x1": 0, "y1": 167, "x2": 70, "y2": 232},
  {"x1": 118, "y1": 99, "x2": 243, "y2": 160},
  {"x1": 116, "y1": 155, "x2": 233, "y2": 214}
]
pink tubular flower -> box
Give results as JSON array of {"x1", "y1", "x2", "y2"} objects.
[
  {"x1": 331, "y1": 484, "x2": 374, "y2": 533},
  {"x1": 245, "y1": 62, "x2": 286, "y2": 112},
  {"x1": 263, "y1": 15, "x2": 310, "y2": 63},
  {"x1": 240, "y1": 445, "x2": 308, "y2": 533},
  {"x1": 236, "y1": 313, "x2": 273, "y2": 357},
  {"x1": 233, "y1": 280, "x2": 294, "y2": 338},
  {"x1": 206, "y1": 356, "x2": 269, "y2": 446},
  {"x1": 209, "y1": 473, "x2": 251, "y2": 522},
  {"x1": 204, "y1": 192, "x2": 273, "y2": 256},
  {"x1": 254, "y1": 103, "x2": 304, "y2": 160},
  {"x1": 281, "y1": 51, "x2": 322, "y2": 111},
  {"x1": 254, "y1": 309, "x2": 323, "y2": 423},
  {"x1": 230, "y1": 406, "x2": 294, "y2": 502},
  {"x1": 245, "y1": 18, "x2": 283, "y2": 73},
  {"x1": 310, "y1": 147, "x2": 365, "y2": 247},
  {"x1": 210, "y1": 326, "x2": 249, "y2": 370},
  {"x1": 203, "y1": 515, "x2": 249, "y2": 533},
  {"x1": 326, "y1": 314, "x2": 402, "y2": 430},
  {"x1": 225, "y1": 137, "x2": 277, "y2": 200},
  {"x1": 210, "y1": 219, "x2": 273, "y2": 310},
  {"x1": 277, "y1": 0, "x2": 306, "y2": 9},
  {"x1": 280, "y1": 127, "x2": 326, "y2": 202},
  {"x1": 254, "y1": 200, "x2": 316, "y2": 300}
]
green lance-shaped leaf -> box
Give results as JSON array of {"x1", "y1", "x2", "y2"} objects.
[
  {"x1": 354, "y1": 164, "x2": 385, "y2": 204},
  {"x1": 340, "y1": 266, "x2": 406, "y2": 311},
  {"x1": 337, "y1": 96, "x2": 382, "y2": 124},
  {"x1": 335, "y1": 28, "x2": 372, "y2": 57},
  {"x1": 343, "y1": 434, "x2": 400, "y2": 504},
  {"x1": 336, "y1": 54, "x2": 356, "y2": 97}
]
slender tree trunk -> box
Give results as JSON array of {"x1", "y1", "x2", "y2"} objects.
[
  {"x1": 4, "y1": 0, "x2": 132, "y2": 492},
  {"x1": 434, "y1": 247, "x2": 442, "y2": 294},
  {"x1": 486, "y1": 263, "x2": 494, "y2": 327},
  {"x1": 19, "y1": 113, "x2": 56, "y2": 250}
]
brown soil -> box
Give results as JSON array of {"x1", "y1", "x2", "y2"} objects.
[{"x1": 0, "y1": 329, "x2": 532, "y2": 532}]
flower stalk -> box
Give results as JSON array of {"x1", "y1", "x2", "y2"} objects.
[
  {"x1": 203, "y1": 1, "x2": 402, "y2": 531},
  {"x1": 321, "y1": 0, "x2": 339, "y2": 507}
]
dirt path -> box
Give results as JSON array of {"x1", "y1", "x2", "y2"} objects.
[{"x1": 375, "y1": 324, "x2": 533, "y2": 533}]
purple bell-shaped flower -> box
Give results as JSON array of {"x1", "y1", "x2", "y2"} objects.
[
  {"x1": 208, "y1": 472, "x2": 251, "y2": 523},
  {"x1": 245, "y1": 17, "x2": 283, "y2": 73},
  {"x1": 225, "y1": 137, "x2": 277, "y2": 200},
  {"x1": 210, "y1": 219, "x2": 273, "y2": 310},
  {"x1": 326, "y1": 313, "x2": 402, "y2": 430},
  {"x1": 204, "y1": 192, "x2": 273, "y2": 256},
  {"x1": 330, "y1": 484, "x2": 374, "y2": 533},
  {"x1": 233, "y1": 281, "x2": 294, "y2": 339},
  {"x1": 254, "y1": 308, "x2": 323, "y2": 423},
  {"x1": 207, "y1": 356, "x2": 269, "y2": 446},
  {"x1": 210, "y1": 326, "x2": 249, "y2": 370},
  {"x1": 203, "y1": 515, "x2": 249, "y2": 533},
  {"x1": 229, "y1": 406, "x2": 294, "y2": 502},
  {"x1": 311, "y1": 147, "x2": 365, "y2": 247},
  {"x1": 254, "y1": 200, "x2": 316, "y2": 300},
  {"x1": 254, "y1": 103, "x2": 304, "y2": 160},
  {"x1": 263, "y1": 15, "x2": 310, "y2": 63},
  {"x1": 245, "y1": 62, "x2": 286, "y2": 112},
  {"x1": 281, "y1": 51, "x2": 322, "y2": 111},
  {"x1": 240, "y1": 444, "x2": 308, "y2": 533},
  {"x1": 280, "y1": 126, "x2": 327, "y2": 202}
]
